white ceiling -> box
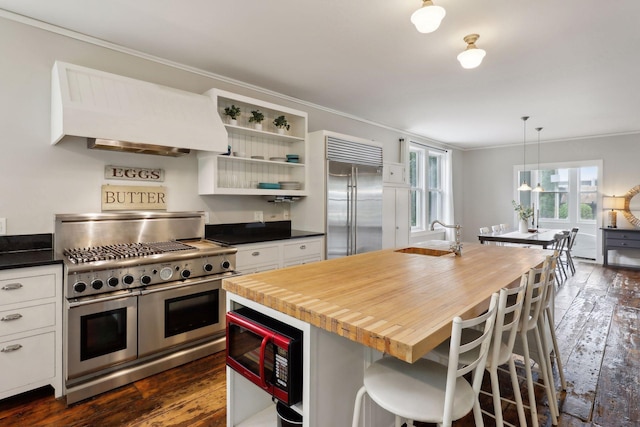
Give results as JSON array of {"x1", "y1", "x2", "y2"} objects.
[{"x1": 1, "y1": 0, "x2": 639, "y2": 149}]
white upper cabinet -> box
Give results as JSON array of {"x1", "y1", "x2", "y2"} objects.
[
  {"x1": 51, "y1": 61, "x2": 228, "y2": 153},
  {"x1": 198, "y1": 89, "x2": 309, "y2": 196}
]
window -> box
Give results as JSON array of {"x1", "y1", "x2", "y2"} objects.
[
  {"x1": 516, "y1": 164, "x2": 598, "y2": 224},
  {"x1": 410, "y1": 143, "x2": 444, "y2": 232}
]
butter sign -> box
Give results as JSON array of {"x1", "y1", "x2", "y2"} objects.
[{"x1": 101, "y1": 185, "x2": 167, "y2": 211}]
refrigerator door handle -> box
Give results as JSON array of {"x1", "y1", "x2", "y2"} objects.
[
  {"x1": 352, "y1": 166, "x2": 358, "y2": 255},
  {"x1": 346, "y1": 173, "x2": 353, "y2": 256}
]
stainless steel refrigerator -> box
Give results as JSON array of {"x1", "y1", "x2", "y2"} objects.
[{"x1": 326, "y1": 137, "x2": 383, "y2": 259}]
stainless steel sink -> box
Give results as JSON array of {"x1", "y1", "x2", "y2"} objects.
[{"x1": 394, "y1": 247, "x2": 453, "y2": 256}]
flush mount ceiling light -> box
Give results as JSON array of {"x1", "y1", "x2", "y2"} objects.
[
  {"x1": 532, "y1": 127, "x2": 545, "y2": 193},
  {"x1": 518, "y1": 116, "x2": 532, "y2": 192},
  {"x1": 457, "y1": 34, "x2": 486, "y2": 69},
  {"x1": 411, "y1": 0, "x2": 446, "y2": 34}
]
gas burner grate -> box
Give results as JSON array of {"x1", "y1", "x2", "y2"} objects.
[{"x1": 63, "y1": 241, "x2": 196, "y2": 264}]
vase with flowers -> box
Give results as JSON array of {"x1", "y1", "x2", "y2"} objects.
[{"x1": 512, "y1": 200, "x2": 534, "y2": 233}]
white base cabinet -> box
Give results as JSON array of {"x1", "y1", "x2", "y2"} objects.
[
  {"x1": 234, "y1": 237, "x2": 324, "y2": 274},
  {"x1": 0, "y1": 265, "x2": 63, "y2": 400}
]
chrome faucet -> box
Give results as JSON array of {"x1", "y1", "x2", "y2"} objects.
[{"x1": 430, "y1": 220, "x2": 463, "y2": 256}]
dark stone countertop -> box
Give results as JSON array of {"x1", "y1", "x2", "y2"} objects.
[
  {"x1": 205, "y1": 220, "x2": 324, "y2": 246},
  {"x1": 0, "y1": 234, "x2": 62, "y2": 270}
]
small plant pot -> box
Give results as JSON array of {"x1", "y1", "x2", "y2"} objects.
[
  {"x1": 228, "y1": 118, "x2": 238, "y2": 126},
  {"x1": 277, "y1": 128, "x2": 285, "y2": 135},
  {"x1": 254, "y1": 123, "x2": 262, "y2": 131}
]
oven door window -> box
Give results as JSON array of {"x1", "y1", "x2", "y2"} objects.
[
  {"x1": 228, "y1": 323, "x2": 275, "y2": 379},
  {"x1": 81, "y1": 307, "x2": 128, "y2": 361},
  {"x1": 165, "y1": 289, "x2": 219, "y2": 338}
]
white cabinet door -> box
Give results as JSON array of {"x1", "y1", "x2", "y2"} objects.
[{"x1": 383, "y1": 187, "x2": 410, "y2": 249}]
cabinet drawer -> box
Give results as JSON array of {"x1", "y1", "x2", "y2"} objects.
[
  {"x1": 236, "y1": 245, "x2": 280, "y2": 270},
  {"x1": 284, "y1": 256, "x2": 322, "y2": 268},
  {"x1": 606, "y1": 238, "x2": 640, "y2": 249},
  {"x1": 240, "y1": 264, "x2": 280, "y2": 274},
  {"x1": 0, "y1": 273, "x2": 56, "y2": 307},
  {"x1": 0, "y1": 303, "x2": 55, "y2": 338},
  {"x1": 283, "y1": 239, "x2": 323, "y2": 261},
  {"x1": 0, "y1": 332, "x2": 55, "y2": 394}
]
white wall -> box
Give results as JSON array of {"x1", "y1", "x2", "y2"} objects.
[{"x1": 0, "y1": 16, "x2": 449, "y2": 235}]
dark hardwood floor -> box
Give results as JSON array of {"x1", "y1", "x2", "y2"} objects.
[{"x1": 0, "y1": 261, "x2": 637, "y2": 426}]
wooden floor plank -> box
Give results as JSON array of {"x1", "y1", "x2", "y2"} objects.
[{"x1": 593, "y1": 305, "x2": 640, "y2": 427}]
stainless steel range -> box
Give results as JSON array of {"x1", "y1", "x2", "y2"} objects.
[{"x1": 54, "y1": 212, "x2": 237, "y2": 404}]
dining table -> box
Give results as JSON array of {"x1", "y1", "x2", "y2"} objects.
[{"x1": 478, "y1": 228, "x2": 564, "y2": 249}]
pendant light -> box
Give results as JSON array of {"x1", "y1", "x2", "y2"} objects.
[
  {"x1": 411, "y1": 0, "x2": 446, "y2": 34},
  {"x1": 532, "y1": 127, "x2": 544, "y2": 192},
  {"x1": 457, "y1": 34, "x2": 486, "y2": 69},
  {"x1": 517, "y1": 116, "x2": 532, "y2": 191}
]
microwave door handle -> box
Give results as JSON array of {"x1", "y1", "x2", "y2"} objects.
[{"x1": 259, "y1": 335, "x2": 271, "y2": 389}]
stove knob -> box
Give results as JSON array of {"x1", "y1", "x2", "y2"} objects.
[
  {"x1": 140, "y1": 275, "x2": 152, "y2": 285},
  {"x1": 123, "y1": 274, "x2": 135, "y2": 286},
  {"x1": 107, "y1": 277, "x2": 119, "y2": 287},
  {"x1": 181, "y1": 269, "x2": 191, "y2": 279},
  {"x1": 221, "y1": 260, "x2": 231, "y2": 270},
  {"x1": 203, "y1": 263, "x2": 213, "y2": 272},
  {"x1": 91, "y1": 279, "x2": 104, "y2": 290},
  {"x1": 74, "y1": 281, "x2": 87, "y2": 293}
]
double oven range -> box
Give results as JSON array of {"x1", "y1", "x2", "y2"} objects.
[{"x1": 55, "y1": 212, "x2": 237, "y2": 404}]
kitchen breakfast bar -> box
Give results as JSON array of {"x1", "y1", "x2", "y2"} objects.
[{"x1": 222, "y1": 242, "x2": 548, "y2": 426}]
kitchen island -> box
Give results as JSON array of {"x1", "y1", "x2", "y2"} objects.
[{"x1": 222, "y1": 242, "x2": 548, "y2": 426}]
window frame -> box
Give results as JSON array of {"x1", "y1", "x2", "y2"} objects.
[{"x1": 410, "y1": 142, "x2": 445, "y2": 233}]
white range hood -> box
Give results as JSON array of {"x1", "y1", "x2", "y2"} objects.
[{"x1": 51, "y1": 61, "x2": 228, "y2": 156}]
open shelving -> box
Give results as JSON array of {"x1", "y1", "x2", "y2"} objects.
[{"x1": 198, "y1": 89, "x2": 308, "y2": 196}]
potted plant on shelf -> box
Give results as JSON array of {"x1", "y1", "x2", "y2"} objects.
[
  {"x1": 249, "y1": 110, "x2": 265, "y2": 130},
  {"x1": 273, "y1": 115, "x2": 290, "y2": 134},
  {"x1": 512, "y1": 200, "x2": 534, "y2": 233},
  {"x1": 224, "y1": 105, "x2": 241, "y2": 125}
]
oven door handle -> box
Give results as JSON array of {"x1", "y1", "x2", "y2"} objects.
[
  {"x1": 139, "y1": 272, "x2": 242, "y2": 295},
  {"x1": 67, "y1": 290, "x2": 140, "y2": 308},
  {"x1": 259, "y1": 334, "x2": 273, "y2": 389}
]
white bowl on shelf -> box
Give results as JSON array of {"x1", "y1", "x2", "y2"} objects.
[{"x1": 233, "y1": 151, "x2": 247, "y2": 158}]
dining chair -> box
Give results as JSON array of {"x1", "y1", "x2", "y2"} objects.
[
  {"x1": 425, "y1": 282, "x2": 529, "y2": 427},
  {"x1": 560, "y1": 228, "x2": 578, "y2": 276},
  {"x1": 499, "y1": 223, "x2": 509, "y2": 232},
  {"x1": 508, "y1": 257, "x2": 559, "y2": 427},
  {"x1": 352, "y1": 293, "x2": 499, "y2": 427},
  {"x1": 479, "y1": 226, "x2": 491, "y2": 234},
  {"x1": 491, "y1": 225, "x2": 504, "y2": 246},
  {"x1": 551, "y1": 233, "x2": 569, "y2": 283}
]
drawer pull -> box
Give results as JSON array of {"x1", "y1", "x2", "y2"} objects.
[
  {"x1": 1, "y1": 313, "x2": 22, "y2": 322},
  {"x1": 1, "y1": 283, "x2": 23, "y2": 291},
  {"x1": 251, "y1": 251, "x2": 260, "y2": 257},
  {"x1": 1, "y1": 344, "x2": 22, "y2": 353},
  {"x1": 300, "y1": 245, "x2": 306, "y2": 250}
]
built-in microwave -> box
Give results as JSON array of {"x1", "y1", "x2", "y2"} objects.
[{"x1": 226, "y1": 307, "x2": 303, "y2": 406}]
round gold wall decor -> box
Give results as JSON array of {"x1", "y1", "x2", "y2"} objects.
[{"x1": 622, "y1": 185, "x2": 640, "y2": 227}]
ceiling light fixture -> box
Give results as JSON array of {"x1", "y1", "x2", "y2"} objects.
[
  {"x1": 457, "y1": 34, "x2": 486, "y2": 69},
  {"x1": 411, "y1": 0, "x2": 446, "y2": 34},
  {"x1": 532, "y1": 127, "x2": 544, "y2": 192},
  {"x1": 518, "y1": 116, "x2": 532, "y2": 191}
]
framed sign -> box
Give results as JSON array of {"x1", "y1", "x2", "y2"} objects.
[{"x1": 102, "y1": 185, "x2": 167, "y2": 211}]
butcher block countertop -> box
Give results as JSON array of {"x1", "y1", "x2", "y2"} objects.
[{"x1": 222, "y1": 242, "x2": 548, "y2": 363}]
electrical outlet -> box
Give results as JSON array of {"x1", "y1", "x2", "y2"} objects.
[
  {"x1": 254, "y1": 211, "x2": 263, "y2": 222},
  {"x1": 0, "y1": 218, "x2": 6, "y2": 235}
]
